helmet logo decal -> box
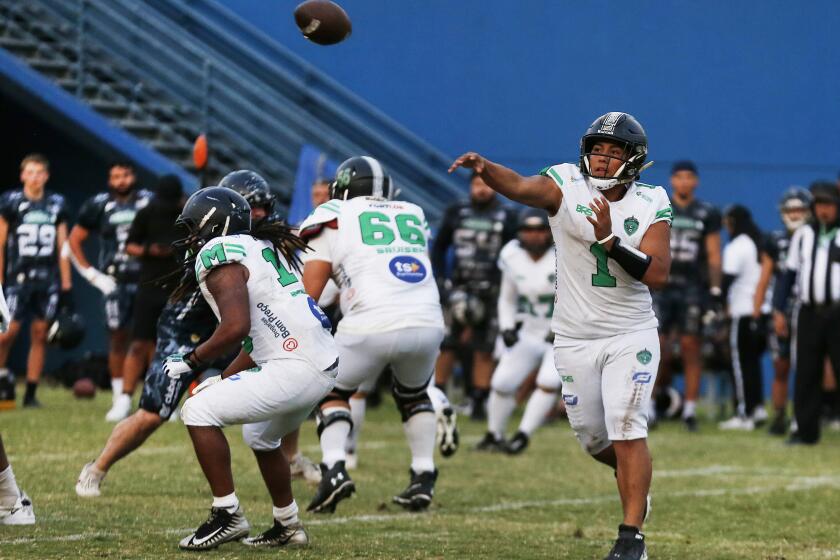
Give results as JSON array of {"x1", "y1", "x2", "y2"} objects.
[
  {"x1": 598, "y1": 112, "x2": 624, "y2": 135},
  {"x1": 336, "y1": 168, "x2": 352, "y2": 188}
]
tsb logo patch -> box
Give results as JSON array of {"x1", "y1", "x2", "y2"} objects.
[{"x1": 389, "y1": 256, "x2": 427, "y2": 283}]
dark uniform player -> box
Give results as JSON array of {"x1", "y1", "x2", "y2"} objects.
[
  {"x1": 653, "y1": 161, "x2": 722, "y2": 430},
  {"x1": 758, "y1": 187, "x2": 811, "y2": 435},
  {"x1": 0, "y1": 154, "x2": 72, "y2": 407},
  {"x1": 76, "y1": 289, "x2": 217, "y2": 497},
  {"x1": 432, "y1": 172, "x2": 517, "y2": 419},
  {"x1": 68, "y1": 162, "x2": 152, "y2": 421}
]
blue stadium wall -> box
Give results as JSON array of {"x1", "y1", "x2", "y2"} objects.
[{"x1": 229, "y1": 0, "x2": 840, "y2": 231}]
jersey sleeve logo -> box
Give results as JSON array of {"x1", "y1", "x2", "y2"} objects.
[{"x1": 624, "y1": 216, "x2": 639, "y2": 236}]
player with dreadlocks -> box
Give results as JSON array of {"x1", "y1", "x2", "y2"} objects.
[{"x1": 165, "y1": 186, "x2": 337, "y2": 550}]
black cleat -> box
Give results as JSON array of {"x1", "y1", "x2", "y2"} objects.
[
  {"x1": 306, "y1": 461, "x2": 355, "y2": 514},
  {"x1": 241, "y1": 519, "x2": 309, "y2": 548},
  {"x1": 505, "y1": 431, "x2": 530, "y2": 455},
  {"x1": 475, "y1": 432, "x2": 505, "y2": 452},
  {"x1": 683, "y1": 415, "x2": 698, "y2": 432},
  {"x1": 437, "y1": 406, "x2": 459, "y2": 457},
  {"x1": 393, "y1": 468, "x2": 437, "y2": 511},
  {"x1": 768, "y1": 412, "x2": 787, "y2": 436},
  {"x1": 22, "y1": 397, "x2": 41, "y2": 408},
  {"x1": 603, "y1": 525, "x2": 648, "y2": 560},
  {"x1": 178, "y1": 506, "x2": 250, "y2": 550}
]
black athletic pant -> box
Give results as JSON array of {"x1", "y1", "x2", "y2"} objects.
[
  {"x1": 729, "y1": 316, "x2": 768, "y2": 418},
  {"x1": 793, "y1": 304, "x2": 840, "y2": 443}
]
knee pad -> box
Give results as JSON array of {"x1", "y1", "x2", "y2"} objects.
[
  {"x1": 392, "y1": 379, "x2": 434, "y2": 422},
  {"x1": 315, "y1": 405, "x2": 354, "y2": 438}
]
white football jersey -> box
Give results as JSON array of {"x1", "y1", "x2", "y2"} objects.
[
  {"x1": 300, "y1": 197, "x2": 444, "y2": 335},
  {"x1": 195, "y1": 234, "x2": 337, "y2": 370},
  {"x1": 541, "y1": 163, "x2": 672, "y2": 339},
  {"x1": 497, "y1": 240, "x2": 555, "y2": 337}
]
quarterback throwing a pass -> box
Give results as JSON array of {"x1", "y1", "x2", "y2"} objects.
[{"x1": 450, "y1": 112, "x2": 671, "y2": 560}]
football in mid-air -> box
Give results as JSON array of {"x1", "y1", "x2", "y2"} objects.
[{"x1": 294, "y1": 0, "x2": 352, "y2": 45}]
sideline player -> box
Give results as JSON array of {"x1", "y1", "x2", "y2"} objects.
[
  {"x1": 0, "y1": 154, "x2": 72, "y2": 408},
  {"x1": 755, "y1": 188, "x2": 810, "y2": 435},
  {"x1": 68, "y1": 162, "x2": 152, "y2": 421},
  {"x1": 300, "y1": 156, "x2": 445, "y2": 513},
  {"x1": 652, "y1": 161, "x2": 721, "y2": 431},
  {"x1": 478, "y1": 209, "x2": 560, "y2": 453},
  {"x1": 165, "y1": 187, "x2": 337, "y2": 550},
  {"x1": 450, "y1": 112, "x2": 671, "y2": 560}
]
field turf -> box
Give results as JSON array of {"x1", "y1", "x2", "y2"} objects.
[{"x1": 2, "y1": 386, "x2": 840, "y2": 559}]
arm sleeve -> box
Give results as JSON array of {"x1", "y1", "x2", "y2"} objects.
[
  {"x1": 431, "y1": 204, "x2": 457, "y2": 279},
  {"x1": 126, "y1": 206, "x2": 149, "y2": 245},
  {"x1": 652, "y1": 188, "x2": 673, "y2": 226},
  {"x1": 496, "y1": 269, "x2": 518, "y2": 332},
  {"x1": 300, "y1": 225, "x2": 337, "y2": 263},
  {"x1": 76, "y1": 197, "x2": 101, "y2": 231}
]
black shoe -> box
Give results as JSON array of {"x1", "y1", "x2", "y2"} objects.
[
  {"x1": 683, "y1": 415, "x2": 698, "y2": 432},
  {"x1": 437, "y1": 406, "x2": 459, "y2": 458},
  {"x1": 475, "y1": 432, "x2": 505, "y2": 452},
  {"x1": 178, "y1": 506, "x2": 250, "y2": 550},
  {"x1": 306, "y1": 461, "x2": 355, "y2": 514},
  {"x1": 785, "y1": 433, "x2": 818, "y2": 446},
  {"x1": 22, "y1": 397, "x2": 41, "y2": 408},
  {"x1": 392, "y1": 469, "x2": 437, "y2": 511},
  {"x1": 603, "y1": 524, "x2": 648, "y2": 560},
  {"x1": 241, "y1": 519, "x2": 309, "y2": 548},
  {"x1": 768, "y1": 412, "x2": 787, "y2": 436},
  {"x1": 505, "y1": 431, "x2": 529, "y2": 455}
]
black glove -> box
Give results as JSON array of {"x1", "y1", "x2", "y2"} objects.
[
  {"x1": 501, "y1": 329, "x2": 519, "y2": 348},
  {"x1": 58, "y1": 289, "x2": 74, "y2": 314}
]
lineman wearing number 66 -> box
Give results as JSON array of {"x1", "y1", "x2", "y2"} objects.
[{"x1": 450, "y1": 113, "x2": 672, "y2": 560}]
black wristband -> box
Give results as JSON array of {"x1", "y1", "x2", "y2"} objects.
[{"x1": 607, "y1": 237, "x2": 651, "y2": 282}]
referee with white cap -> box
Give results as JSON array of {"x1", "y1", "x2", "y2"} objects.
[{"x1": 773, "y1": 181, "x2": 840, "y2": 445}]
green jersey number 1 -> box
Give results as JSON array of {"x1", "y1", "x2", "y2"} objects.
[
  {"x1": 262, "y1": 248, "x2": 298, "y2": 287},
  {"x1": 589, "y1": 242, "x2": 617, "y2": 288}
]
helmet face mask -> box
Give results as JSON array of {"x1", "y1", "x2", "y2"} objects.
[
  {"x1": 330, "y1": 156, "x2": 393, "y2": 201},
  {"x1": 778, "y1": 186, "x2": 813, "y2": 231},
  {"x1": 579, "y1": 112, "x2": 648, "y2": 191}
]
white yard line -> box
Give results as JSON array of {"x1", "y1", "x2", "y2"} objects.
[{"x1": 4, "y1": 473, "x2": 840, "y2": 545}]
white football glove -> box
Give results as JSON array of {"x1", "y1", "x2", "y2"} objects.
[
  {"x1": 164, "y1": 353, "x2": 198, "y2": 379},
  {"x1": 191, "y1": 375, "x2": 221, "y2": 396},
  {"x1": 0, "y1": 285, "x2": 11, "y2": 334},
  {"x1": 82, "y1": 267, "x2": 117, "y2": 296}
]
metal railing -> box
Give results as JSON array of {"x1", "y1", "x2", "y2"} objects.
[{"x1": 33, "y1": 0, "x2": 464, "y2": 220}]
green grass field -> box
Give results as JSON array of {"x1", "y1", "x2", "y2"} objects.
[{"x1": 1, "y1": 386, "x2": 840, "y2": 559}]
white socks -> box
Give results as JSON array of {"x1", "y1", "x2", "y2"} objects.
[
  {"x1": 273, "y1": 501, "x2": 299, "y2": 526},
  {"x1": 404, "y1": 412, "x2": 436, "y2": 473},
  {"x1": 347, "y1": 397, "x2": 366, "y2": 453},
  {"x1": 211, "y1": 492, "x2": 239, "y2": 513},
  {"x1": 320, "y1": 407, "x2": 351, "y2": 468},
  {"x1": 0, "y1": 465, "x2": 20, "y2": 508},
  {"x1": 683, "y1": 400, "x2": 697, "y2": 419},
  {"x1": 487, "y1": 390, "x2": 516, "y2": 439},
  {"x1": 519, "y1": 389, "x2": 556, "y2": 436},
  {"x1": 111, "y1": 378, "x2": 123, "y2": 402}
]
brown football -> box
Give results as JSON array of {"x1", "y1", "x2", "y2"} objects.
[
  {"x1": 73, "y1": 378, "x2": 96, "y2": 399},
  {"x1": 294, "y1": 0, "x2": 351, "y2": 46}
]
